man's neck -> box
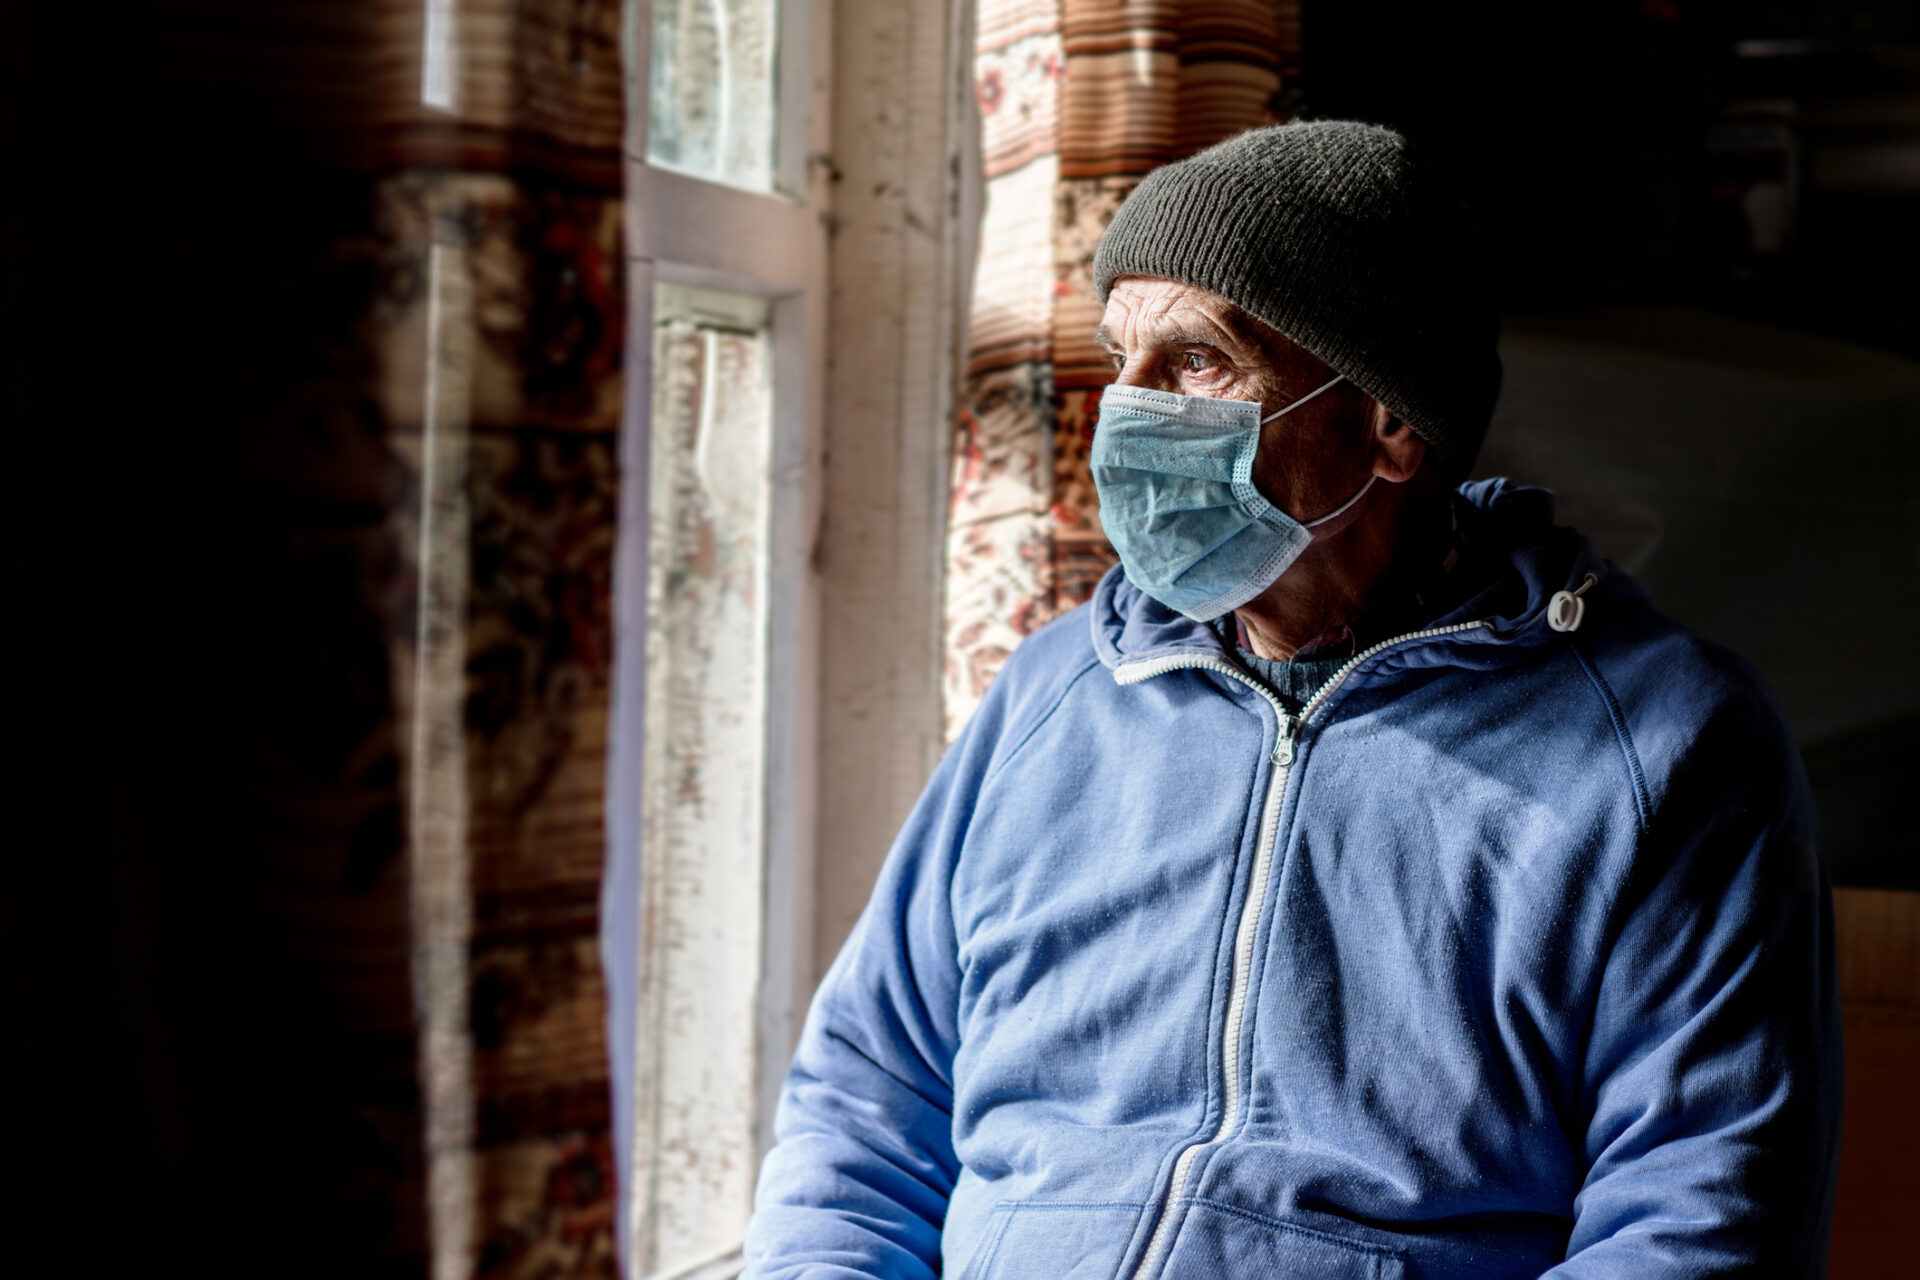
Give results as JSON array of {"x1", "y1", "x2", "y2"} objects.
[{"x1": 1233, "y1": 481, "x2": 1448, "y2": 662}]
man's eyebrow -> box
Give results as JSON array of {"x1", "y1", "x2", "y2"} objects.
[
  {"x1": 1160, "y1": 326, "x2": 1239, "y2": 350},
  {"x1": 1090, "y1": 322, "x2": 1247, "y2": 351}
]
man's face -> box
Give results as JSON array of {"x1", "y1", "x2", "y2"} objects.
[{"x1": 1094, "y1": 277, "x2": 1378, "y2": 524}]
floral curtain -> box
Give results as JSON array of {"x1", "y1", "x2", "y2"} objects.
[
  {"x1": 361, "y1": 7, "x2": 629, "y2": 1276},
  {"x1": 129, "y1": 2, "x2": 629, "y2": 1275},
  {"x1": 944, "y1": 0, "x2": 1301, "y2": 735}
]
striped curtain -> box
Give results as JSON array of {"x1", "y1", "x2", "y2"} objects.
[
  {"x1": 348, "y1": 7, "x2": 629, "y2": 1276},
  {"x1": 944, "y1": 0, "x2": 1301, "y2": 735}
]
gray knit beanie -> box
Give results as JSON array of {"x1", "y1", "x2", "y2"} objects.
[{"x1": 1093, "y1": 120, "x2": 1501, "y2": 479}]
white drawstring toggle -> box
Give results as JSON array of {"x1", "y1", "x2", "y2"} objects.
[{"x1": 1547, "y1": 572, "x2": 1599, "y2": 633}]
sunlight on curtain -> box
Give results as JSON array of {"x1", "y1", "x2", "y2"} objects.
[
  {"x1": 942, "y1": 0, "x2": 1298, "y2": 738},
  {"x1": 408, "y1": 236, "x2": 479, "y2": 1280}
]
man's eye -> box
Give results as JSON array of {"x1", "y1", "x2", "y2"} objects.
[{"x1": 1183, "y1": 351, "x2": 1213, "y2": 373}]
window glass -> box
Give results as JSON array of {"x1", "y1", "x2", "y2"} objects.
[
  {"x1": 648, "y1": 0, "x2": 781, "y2": 191},
  {"x1": 635, "y1": 283, "x2": 774, "y2": 1275}
]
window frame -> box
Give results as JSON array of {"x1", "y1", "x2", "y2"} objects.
[
  {"x1": 608, "y1": 0, "x2": 833, "y2": 1273},
  {"x1": 605, "y1": 0, "x2": 972, "y2": 1273}
]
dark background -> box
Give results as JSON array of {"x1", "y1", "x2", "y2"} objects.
[
  {"x1": 4, "y1": 2, "x2": 424, "y2": 1273},
  {"x1": 1306, "y1": 0, "x2": 1920, "y2": 357}
]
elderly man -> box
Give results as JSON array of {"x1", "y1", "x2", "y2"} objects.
[{"x1": 746, "y1": 122, "x2": 1841, "y2": 1279}]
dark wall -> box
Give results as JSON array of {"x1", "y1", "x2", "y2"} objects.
[
  {"x1": 3, "y1": 3, "x2": 424, "y2": 1271},
  {"x1": 1303, "y1": 0, "x2": 1920, "y2": 358}
]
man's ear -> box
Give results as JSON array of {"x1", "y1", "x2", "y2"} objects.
[{"x1": 1368, "y1": 399, "x2": 1425, "y2": 482}]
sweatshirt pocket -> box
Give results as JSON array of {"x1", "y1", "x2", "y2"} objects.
[
  {"x1": 1159, "y1": 1200, "x2": 1407, "y2": 1279},
  {"x1": 961, "y1": 1202, "x2": 1146, "y2": 1280}
]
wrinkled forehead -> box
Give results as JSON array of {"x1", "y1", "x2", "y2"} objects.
[{"x1": 1096, "y1": 275, "x2": 1303, "y2": 361}]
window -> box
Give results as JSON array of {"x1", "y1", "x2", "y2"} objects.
[
  {"x1": 610, "y1": 1, "x2": 827, "y2": 1275},
  {"x1": 607, "y1": 0, "x2": 967, "y2": 1273},
  {"x1": 634, "y1": 285, "x2": 775, "y2": 1270},
  {"x1": 648, "y1": 0, "x2": 782, "y2": 190}
]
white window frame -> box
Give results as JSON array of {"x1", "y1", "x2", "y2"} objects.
[
  {"x1": 609, "y1": 0, "x2": 831, "y2": 1272},
  {"x1": 605, "y1": 0, "x2": 973, "y2": 1274}
]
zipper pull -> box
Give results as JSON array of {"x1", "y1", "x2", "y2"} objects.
[{"x1": 1271, "y1": 713, "x2": 1297, "y2": 765}]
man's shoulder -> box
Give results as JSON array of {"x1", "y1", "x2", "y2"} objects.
[
  {"x1": 1584, "y1": 594, "x2": 1782, "y2": 726},
  {"x1": 993, "y1": 600, "x2": 1106, "y2": 703},
  {"x1": 1578, "y1": 592, "x2": 1807, "y2": 816},
  {"x1": 957, "y1": 601, "x2": 1107, "y2": 751}
]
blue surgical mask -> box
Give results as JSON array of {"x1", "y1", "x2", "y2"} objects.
[{"x1": 1091, "y1": 374, "x2": 1374, "y2": 621}]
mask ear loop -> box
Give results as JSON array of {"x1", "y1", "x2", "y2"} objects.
[
  {"x1": 1257, "y1": 372, "x2": 1375, "y2": 534},
  {"x1": 1259, "y1": 372, "x2": 1347, "y2": 423},
  {"x1": 1301, "y1": 474, "x2": 1378, "y2": 531}
]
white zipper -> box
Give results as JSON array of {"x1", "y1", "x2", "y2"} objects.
[{"x1": 1113, "y1": 619, "x2": 1490, "y2": 1280}]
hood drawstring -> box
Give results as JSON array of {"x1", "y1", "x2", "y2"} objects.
[{"x1": 1548, "y1": 572, "x2": 1599, "y2": 633}]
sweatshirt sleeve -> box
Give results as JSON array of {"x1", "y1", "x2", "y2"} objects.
[
  {"x1": 741, "y1": 705, "x2": 986, "y2": 1279},
  {"x1": 1547, "y1": 681, "x2": 1844, "y2": 1278}
]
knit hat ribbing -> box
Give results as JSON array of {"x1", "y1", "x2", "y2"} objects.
[{"x1": 1092, "y1": 121, "x2": 1501, "y2": 479}]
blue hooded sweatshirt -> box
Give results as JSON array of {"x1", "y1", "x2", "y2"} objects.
[{"x1": 746, "y1": 480, "x2": 1843, "y2": 1280}]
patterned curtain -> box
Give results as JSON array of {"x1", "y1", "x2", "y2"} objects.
[
  {"x1": 356, "y1": 8, "x2": 628, "y2": 1277},
  {"x1": 944, "y1": 0, "x2": 1301, "y2": 734},
  {"x1": 129, "y1": 3, "x2": 628, "y2": 1275}
]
